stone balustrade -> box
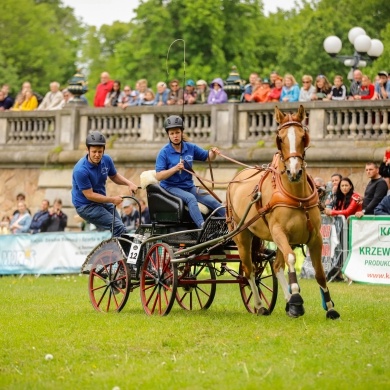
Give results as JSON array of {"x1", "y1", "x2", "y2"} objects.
[
  {"x1": 1, "y1": 100, "x2": 389, "y2": 230},
  {"x1": 1, "y1": 100, "x2": 389, "y2": 167}
]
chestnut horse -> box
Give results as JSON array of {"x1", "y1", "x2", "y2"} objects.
[{"x1": 226, "y1": 106, "x2": 340, "y2": 319}]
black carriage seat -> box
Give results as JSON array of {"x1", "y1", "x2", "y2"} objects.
[
  {"x1": 146, "y1": 183, "x2": 194, "y2": 224},
  {"x1": 141, "y1": 170, "x2": 210, "y2": 225}
]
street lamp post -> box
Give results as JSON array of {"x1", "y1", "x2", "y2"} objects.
[{"x1": 323, "y1": 27, "x2": 384, "y2": 80}]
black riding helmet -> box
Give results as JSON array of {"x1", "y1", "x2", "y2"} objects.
[
  {"x1": 164, "y1": 115, "x2": 184, "y2": 132},
  {"x1": 86, "y1": 131, "x2": 106, "y2": 147}
]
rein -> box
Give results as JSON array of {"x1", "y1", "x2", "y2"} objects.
[{"x1": 181, "y1": 148, "x2": 266, "y2": 202}]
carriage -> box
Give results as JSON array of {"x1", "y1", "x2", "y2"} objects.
[
  {"x1": 82, "y1": 106, "x2": 340, "y2": 320},
  {"x1": 82, "y1": 181, "x2": 277, "y2": 316}
]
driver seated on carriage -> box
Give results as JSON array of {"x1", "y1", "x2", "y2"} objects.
[{"x1": 154, "y1": 115, "x2": 225, "y2": 228}]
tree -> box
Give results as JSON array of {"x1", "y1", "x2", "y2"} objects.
[
  {"x1": 49, "y1": 0, "x2": 390, "y2": 97},
  {"x1": 0, "y1": 0, "x2": 84, "y2": 95}
]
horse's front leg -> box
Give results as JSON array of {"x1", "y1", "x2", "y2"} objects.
[
  {"x1": 308, "y1": 240, "x2": 341, "y2": 320},
  {"x1": 272, "y1": 231, "x2": 305, "y2": 318}
]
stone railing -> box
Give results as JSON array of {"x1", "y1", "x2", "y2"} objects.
[{"x1": 1, "y1": 100, "x2": 389, "y2": 165}]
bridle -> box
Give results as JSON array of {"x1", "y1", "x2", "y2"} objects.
[{"x1": 276, "y1": 116, "x2": 309, "y2": 169}]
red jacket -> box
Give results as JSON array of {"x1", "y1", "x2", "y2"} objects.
[
  {"x1": 267, "y1": 87, "x2": 282, "y2": 102},
  {"x1": 359, "y1": 84, "x2": 375, "y2": 100},
  {"x1": 94, "y1": 80, "x2": 114, "y2": 107},
  {"x1": 330, "y1": 193, "x2": 362, "y2": 218}
]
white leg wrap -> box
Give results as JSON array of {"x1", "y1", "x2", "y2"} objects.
[
  {"x1": 248, "y1": 271, "x2": 262, "y2": 310},
  {"x1": 276, "y1": 268, "x2": 291, "y2": 302},
  {"x1": 287, "y1": 253, "x2": 299, "y2": 294},
  {"x1": 287, "y1": 253, "x2": 296, "y2": 272}
]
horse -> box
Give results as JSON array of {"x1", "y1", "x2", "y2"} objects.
[{"x1": 226, "y1": 105, "x2": 340, "y2": 319}]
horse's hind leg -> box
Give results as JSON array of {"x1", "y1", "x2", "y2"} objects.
[
  {"x1": 237, "y1": 232, "x2": 269, "y2": 316},
  {"x1": 274, "y1": 250, "x2": 293, "y2": 312},
  {"x1": 309, "y1": 241, "x2": 340, "y2": 320}
]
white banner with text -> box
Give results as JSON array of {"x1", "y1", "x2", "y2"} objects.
[
  {"x1": 343, "y1": 216, "x2": 390, "y2": 285},
  {"x1": 0, "y1": 231, "x2": 111, "y2": 274}
]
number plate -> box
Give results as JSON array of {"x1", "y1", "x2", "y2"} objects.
[{"x1": 127, "y1": 242, "x2": 141, "y2": 264}]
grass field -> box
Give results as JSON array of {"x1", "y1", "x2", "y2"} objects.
[{"x1": 0, "y1": 274, "x2": 389, "y2": 390}]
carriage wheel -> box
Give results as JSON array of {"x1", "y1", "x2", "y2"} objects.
[
  {"x1": 140, "y1": 243, "x2": 177, "y2": 316},
  {"x1": 240, "y1": 238, "x2": 278, "y2": 314},
  {"x1": 175, "y1": 262, "x2": 216, "y2": 310},
  {"x1": 88, "y1": 254, "x2": 131, "y2": 313}
]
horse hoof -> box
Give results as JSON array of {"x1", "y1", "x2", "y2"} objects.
[
  {"x1": 326, "y1": 309, "x2": 340, "y2": 320},
  {"x1": 287, "y1": 294, "x2": 305, "y2": 318},
  {"x1": 256, "y1": 307, "x2": 270, "y2": 316},
  {"x1": 287, "y1": 304, "x2": 305, "y2": 318}
]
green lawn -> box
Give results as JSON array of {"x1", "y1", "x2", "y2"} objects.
[{"x1": 0, "y1": 274, "x2": 389, "y2": 390}]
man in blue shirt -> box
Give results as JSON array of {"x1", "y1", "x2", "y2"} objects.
[
  {"x1": 72, "y1": 131, "x2": 138, "y2": 236},
  {"x1": 155, "y1": 115, "x2": 225, "y2": 228}
]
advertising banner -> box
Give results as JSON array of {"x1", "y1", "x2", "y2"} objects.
[
  {"x1": 343, "y1": 216, "x2": 390, "y2": 285},
  {"x1": 0, "y1": 231, "x2": 111, "y2": 275},
  {"x1": 301, "y1": 215, "x2": 345, "y2": 279}
]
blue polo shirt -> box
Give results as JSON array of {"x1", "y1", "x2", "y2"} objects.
[
  {"x1": 72, "y1": 154, "x2": 117, "y2": 207},
  {"x1": 156, "y1": 142, "x2": 208, "y2": 190}
]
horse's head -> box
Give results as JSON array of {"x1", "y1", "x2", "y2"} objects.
[{"x1": 274, "y1": 105, "x2": 309, "y2": 182}]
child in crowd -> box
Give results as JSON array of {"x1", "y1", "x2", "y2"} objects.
[
  {"x1": 139, "y1": 90, "x2": 155, "y2": 106},
  {"x1": 328, "y1": 75, "x2": 347, "y2": 100}
]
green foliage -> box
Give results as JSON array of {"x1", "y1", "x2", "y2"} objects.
[
  {"x1": 0, "y1": 276, "x2": 389, "y2": 389},
  {"x1": 1, "y1": 0, "x2": 390, "y2": 98},
  {"x1": 78, "y1": 0, "x2": 390, "y2": 91},
  {"x1": 0, "y1": 0, "x2": 84, "y2": 96}
]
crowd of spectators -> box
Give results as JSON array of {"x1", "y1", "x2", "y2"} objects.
[
  {"x1": 91, "y1": 69, "x2": 389, "y2": 108},
  {"x1": 1, "y1": 68, "x2": 389, "y2": 112},
  {"x1": 99, "y1": 69, "x2": 389, "y2": 107},
  {"x1": 315, "y1": 149, "x2": 390, "y2": 220},
  {"x1": 0, "y1": 194, "x2": 68, "y2": 235}
]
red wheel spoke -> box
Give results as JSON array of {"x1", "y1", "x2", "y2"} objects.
[
  {"x1": 176, "y1": 263, "x2": 216, "y2": 311},
  {"x1": 140, "y1": 243, "x2": 177, "y2": 316},
  {"x1": 91, "y1": 284, "x2": 108, "y2": 292},
  {"x1": 96, "y1": 285, "x2": 110, "y2": 307}
]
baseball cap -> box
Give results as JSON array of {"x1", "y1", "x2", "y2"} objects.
[
  {"x1": 157, "y1": 81, "x2": 166, "y2": 88},
  {"x1": 378, "y1": 70, "x2": 388, "y2": 77},
  {"x1": 262, "y1": 78, "x2": 270, "y2": 84},
  {"x1": 130, "y1": 91, "x2": 137, "y2": 97},
  {"x1": 186, "y1": 79, "x2": 195, "y2": 87}
]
